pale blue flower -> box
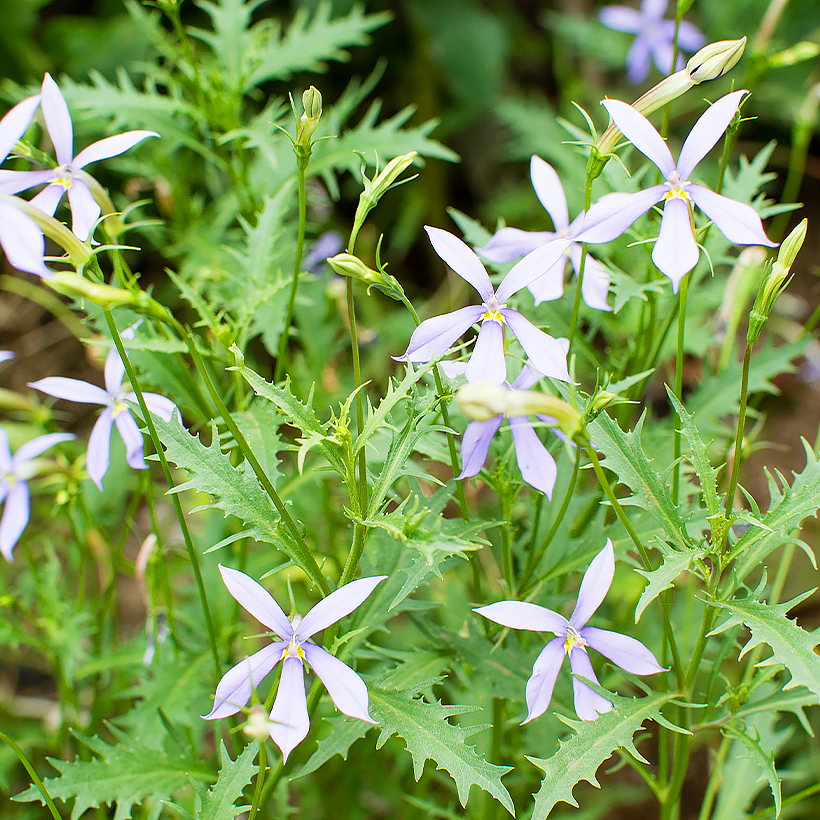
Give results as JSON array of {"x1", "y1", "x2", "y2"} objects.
[
  {"x1": 203, "y1": 566, "x2": 386, "y2": 762},
  {"x1": 476, "y1": 540, "x2": 664, "y2": 720}
]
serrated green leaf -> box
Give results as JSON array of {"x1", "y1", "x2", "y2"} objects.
[
  {"x1": 527, "y1": 690, "x2": 679, "y2": 819},
  {"x1": 635, "y1": 544, "x2": 703, "y2": 622},
  {"x1": 196, "y1": 740, "x2": 257, "y2": 820},
  {"x1": 369, "y1": 686, "x2": 514, "y2": 814},
  {"x1": 294, "y1": 716, "x2": 372, "y2": 779},
  {"x1": 708, "y1": 589, "x2": 820, "y2": 700},
  {"x1": 722, "y1": 723, "x2": 781, "y2": 817},
  {"x1": 732, "y1": 686, "x2": 816, "y2": 736}
]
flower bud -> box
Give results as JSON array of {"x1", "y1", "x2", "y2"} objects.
[
  {"x1": 353, "y1": 153, "x2": 417, "y2": 234},
  {"x1": 243, "y1": 705, "x2": 272, "y2": 741},
  {"x1": 296, "y1": 86, "x2": 322, "y2": 152},
  {"x1": 686, "y1": 37, "x2": 746, "y2": 83},
  {"x1": 327, "y1": 253, "x2": 407, "y2": 302}
]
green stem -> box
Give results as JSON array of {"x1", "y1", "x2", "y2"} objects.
[
  {"x1": 672, "y1": 273, "x2": 689, "y2": 503},
  {"x1": 697, "y1": 734, "x2": 731, "y2": 820},
  {"x1": 747, "y1": 782, "x2": 820, "y2": 820},
  {"x1": 500, "y1": 493, "x2": 514, "y2": 594},
  {"x1": 724, "y1": 341, "x2": 753, "y2": 528},
  {"x1": 247, "y1": 741, "x2": 267, "y2": 820},
  {"x1": 0, "y1": 731, "x2": 62, "y2": 820}
]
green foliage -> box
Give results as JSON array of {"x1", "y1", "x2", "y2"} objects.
[
  {"x1": 634, "y1": 543, "x2": 705, "y2": 622},
  {"x1": 294, "y1": 716, "x2": 373, "y2": 779},
  {"x1": 195, "y1": 740, "x2": 258, "y2": 820},
  {"x1": 722, "y1": 723, "x2": 781, "y2": 817}
]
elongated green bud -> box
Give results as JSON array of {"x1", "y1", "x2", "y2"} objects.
[
  {"x1": 352, "y1": 153, "x2": 417, "y2": 240},
  {"x1": 295, "y1": 86, "x2": 322, "y2": 155},
  {"x1": 327, "y1": 253, "x2": 407, "y2": 302}
]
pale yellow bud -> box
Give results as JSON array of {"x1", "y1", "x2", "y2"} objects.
[
  {"x1": 243, "y1": 706, "x2": 272, "y2": 741},
  {"x1": 686, "y1": 37, "x2": 746, "y2": 83}
]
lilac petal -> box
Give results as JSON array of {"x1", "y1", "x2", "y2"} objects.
[
  {"x1": 29, "y1": 376, "x2": 108, "y2": 406},
  {"x1": 218, "y1": 564, "x2": 293, "y2": 639},
  {"x1": 501, "y1": 310, "x2": 571, "y2": 383},
  {"x1": 0, "y1": 429, "x2": 11, "y2": 473},
  {"x1": 688, "y1": 185, "x2": 777, "y2": 247},
  {"x1": 296, "y1": 575, "x2": 387, "y2": 641},
  {"x1": 530, "y1": 156, "x2": 569, "y2": 230},
  {"x1": 677, "y1": 90, "x2": 747, "y2": 180},
  {"x1": 0, "y1": 94, "x2": 41, "y2": 162},
  {"x1": 569, "y1": 539, "x2": 615, "y2": 628},
  {"x1": 567, "y1": 244, "x2": 611, "y2": 311},
  {"x1": 465, "y1": 320, "x2": 506, "y2": 384},
  {"x1": 41, "y1": 74, "x2": 73, "y2": 166},
  {"x1": 511, "y1": 364, "x2": 541, "y2": 391},
  {"x1": 104, "y1": 347, "x2": 126, "y2": 396},
  {"x1": 202, "y1": 642, "x2": 284, "y2": 720},
  {"x1": 474, "y1": 601, "x2": 568, "y2": 634},
  {"x1": 0, "y1": 482, "x2": 7, "y2": 507},
  {"x1": 73, "y1": 131, "x2": 159, "y2": 169},
  {"x1": 30, "y1": 183, "x2": 66, "y2": 217},
  {"x1": 439, "y1": 360, "x2": 467, "y2": 380},
  {"x1": 0, "y1": 202, "x2": 50, "y2": 278},
  {"x1": 425, "y1": 226, "x2": 494, "y2": 302},
  {"x1": 581, "y1": 626, "x2": 665, "y2": 675},
  {"x1": 510, "y1": 416, "x2": 558, "y2": 498},
  {"x1": 495, "y1": 238, "x2": 570, "y2": 303},
  {"x1": 602, "y1": 100, "x2": 675, "y2": 177},
  {"x1": 269, "y1": 656, "x2": 310, "y2": 763},
  {"x1": 13, "y1": 432, "x2": 74, "y2": 467},
  {"x1": 626, "y1": 37, "x2": 652, "y2": 85},
  {"x1": 598, "y1": 7, "x2": 642, "y2": 33},
  {"x1": 114, "y1": 410, "x2": 146, "y2": 469},
  {"x1": 0, "y1": 169, "x2": 55, "y2": 196},
  {"x1": 649, "y1": 39, "x2": 676, "y2": 77},
  {"x1": 526, "y1": 256, "x2": 566, "y2": 306},
  {"x1": 87, "y1": 407, "x2": 114, "y2": 491},
  {"x1": 569, "y1": 647, "x2": 613, "y2": 720},
  {"x1": 475, "y1": 228, "x2": 554, "y2": 265},
  {"x1": 131, "y1": 392, "x2": 177, "y2": 422},
  {"x1": 458, "y1": 416, "x2": 502, "y2": 479},
  {"x1": 642, "y1": 0, "x2": 669, "y2": 20},
  {"x1": 0, "y1": 480, "x2": 30, "y2": 561},
  {"x1": 652, "y1": 196, "x2": 699, "y2": 291},
  {"x1": 67, "y1": 178, "x2": 100, "y2": 241},
  {"x1": 522, "y1": 636, "x2": 566, "y2": 724},
  {"x1": 574, "y1": 187, "x2": 666, "y2": 244},
  {"x1": 398, "y1": 305, "x2": 484, "y2": 363},
  {"x1": 303, "y1": 643, "x2": 376, "y2": 723},
  {"x1": 676, "y1": 20, "x2": 706, "y2": 52}
]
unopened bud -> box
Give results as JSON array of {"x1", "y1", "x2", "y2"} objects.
[
  {"x1": 296, "y1": 86, "x2": 322, "y2": 153},
  {"x1": 353, "y1": 153, "x2": 417, "y2": 234},
  {"x1": 327, "y1": 253, "x2": 406, "y2": 302},
  {"x1": 687, "y1": 37, "x2": 746, "y2": 82},
  {"x1": 590, "y1": 390, "x2": 617, "y2": 415},
  {"x1": 243, "y1": 705, "x2": 272, "y2": 740}
]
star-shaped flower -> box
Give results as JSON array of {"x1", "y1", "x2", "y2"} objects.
[
  {"x1": 476, "y1": 156, "x2": 611, "y2": 311},
  {"x1": 599, "y1": 0, "x2": 705, "y2": 84},
  {"x1": 203, "y1": 566, "x2": 386, "y2": 762},
  {"x1": 577, "y1": 90, "x2": 777, "y2": 291},
  {"x1": 475, "y1": 539, "x2": 664, "y2": 721},
  {"x1": 0, "y1": 429, "x2": 74, "y2": 561},
  {"x1": 29, "y1": 330, "x2": 176, "y2": 490},
  {"x1": 397, "y1": 226, "x2": 571, "y2": 385},
  {"x1": 0, "y1": 74, "x2": 158, "y2": 242}
]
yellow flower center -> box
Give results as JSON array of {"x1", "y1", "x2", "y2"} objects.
[{"x1": 563, "y1": 624, "x2": 587, "y2": 654}]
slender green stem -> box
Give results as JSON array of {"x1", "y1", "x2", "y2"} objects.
[
  {"x1": 747, "y1": 782, "x2": 820, "y2": 820},
  {"x1": 247, "y1": 741, "x2": 267, "y2": 820},
  {"x1": 500, "y1": 493, "x2": 514, "y2": 593},
  {"x1": 672, "y1": 273, "x2": 689, "y2": 503},
  {"x1": 697, "y1": 734, "x2": 731, "y2": 820},
  {"x1": 0, "y1": 731, "x2": 62, "y2": 820},
  {"x1": 483, "y1": 698, "x2": 506, "y2": 820},
  {"x1": 724, "y1": 341, "x2": 753, "y2": 527},
  {"x1": 104, "y1": 310, "x2": 222, "y2": 681}
]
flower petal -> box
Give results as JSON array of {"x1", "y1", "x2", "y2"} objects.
[
  {"x1": 651, "y1": 196, "x2": 699, "y2": 291},
  {"x1": 303, "y1": 643, "x2": 376, "y2": 723},
  {"x1": 495, "y1": 238, "x2": 570, "y2": 303},
  {"x1": 114, "y1": 410, "x2": 146, "y2": 469},
  {"x1": 29, "y1": 376, "x2": 109, "y2": 405},
  {"x1": 0, "y1": 94, "x2": 40, "y2": 163},
  {"x1": 30, "y1": 183, "x2": 66, "y2": 217},
  {"x1": 87, "y1": 407, "x2": 115, "y2": 491},
  {"x1": 642, "y1": 0, "x2": 669, "y2": 21},
  {"x1": 602, "y1": 99, "x2": 675, "y2": 177},
  {"x1": 0, "y1": 428, "x2": 12, "y2": 474},
  {"x1": 0, "y1": 480, "x2": 29, "y2": 561},
  {"x1": 475, "y1": 228, "x2": 554, "y2": 265},
  {"x1": 677, "y1": 90, "x2": 747, "y2": 180},
  {"x1": 218, "y1": 564, "x2": 293, "y2": 639},
  {"x1": 73, "y1": 131, "x2": 159, "y2": 169},
  {"x1": 501, "y1": 310, "x2": 571, "y2": 383},
  {"x1": 41, "y1": 74, "x2": 74, "y2": 166},
  {"x1": 474, "y1": 601, "x2": 568, "y2": 634},
  {"x1": 13, "y1": 432, "x2": 74, "y2": 466},
  {"x1": 649, "y1": 38, "x2": 676, "y2": 77},
  {"x1": 676, "y1": 20, "x2": 706, "y2": 52},
  {"x1": 569, "y1": 647, "x2": 613, "y2": 720},
  {"x1": 510, "y1": 416, "x2": 558, "y2": 498},
  {"x1": 688, "y1": 184, "x2": 776, "y2": 247},
  {"x1": 511, "y1": 364, "x2": 541, "y2": 391},
  {"x1": 297, "y1": 575, "x2": 387, "y2": 641},
  {"x1": 104, "y1": 347, "x2": 126, "y2": 396},
  {"x1": 458, "y1": 416, "x2": 502, "y2": 479},
  {"x1": 574, "y1": 187, "x2": 665, "y2": 244},
  {"x1": 67, "y1": 178, "x2": 100, "y2": 241},
  {"x1": 626, "y1": 36, "x2": 652, "y2": 85},
  {"x1": 581, "y1": 626, "x2": 665, "y2": 675},
  {"x1": 0, "y1": 169, "x2": 57, "y2": 196},
  {"x1": 527, "y1": 256, "x2": 566, "y2": 305},
  {"x1": 567, "y1": 244, "x2": 611, "y2": 311},
  {"x1": 522, "y1": 636, "x2": 566, "y2": 724},
  {"x1": 425, "y1": 226, "x2": 494, "y2": 302},
  {"x1": 269, "y1": 656, "x2": 310, "y2": 763},
  {"x1": 530, "y1": 156, "x2": 569, "y2": 230},
  {"x1": 0, "y1": 201, "x2": 50, "y2": 278},
  {"x1": 134, "y1": 392, "x2": 177, "y2": 422},
  {"x1": 202, "y1": 642, "x2": 284, "y2": 720},
  {"x1": 397, "y1": 306, "x2": 484, "y2": 363},
  {"x1": 598, "y1": 7, "x2": 642, "y2": 33},
  {"x1": 569, "y1": 539, "x2": 615, "y2": 627},
  {"x1": 465, "y1": 319, "x2": 506, "y2": 384}
]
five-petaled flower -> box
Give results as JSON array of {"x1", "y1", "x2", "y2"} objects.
[
  {"x1": 475, "y1": 539, "x2": 664, "y2": 721},
  {"x1": 0, "y1": 73, "x2": 158, "y2": 242},
  {"x1": 397, "y1": 226, "x2": 571, "y2": 385},
  {"x1": 203, "y1": 566, "x2": 386, "y2": 762},
  {"x1": 599, "y1": 0, "x2": 705, "y2": 85},
  {"x1": 476, "y1": 156, "x2": 611, "y2": 311},
  {"x1": 29, "y1": 329, "x2": 176, "y2": 490},
  {"x1": 577, "y1": 90, "x2": 777, "y2": 291},
  {"x1": 0, "y1": 429, "x2": 74, "y2": 561}
]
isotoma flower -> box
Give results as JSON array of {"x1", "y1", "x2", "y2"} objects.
[
  {"x1": 203, "y1": 566, "x2": 386, "y2": 762},
  {"x1": 0, "y1": 73, "x2": 158, "y2": 242},
  {"x1": 0, "y1": 429, "x2": 74, "y2": 561},
  {"x1": 29, "y1": 331, "x2": 176, "y2": 490},
  {"x1": 398, "y1": 226, "x2": 571, "y2": 385},
  {"x1": 476, "y1": 156, "x2": 611, "y2": 311},
  {"x1": 0, "y1": 93, "x2": 51, "y2": 277},
  {"x1": 475, "y1": 539, "x2": 664, "y2": 721},
  {"x1": 599, "y1": 0, "x2": 705, "y2": 85},
  {"x1": 577, "y1": 90, "x2": 776, "y2": 291}
]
